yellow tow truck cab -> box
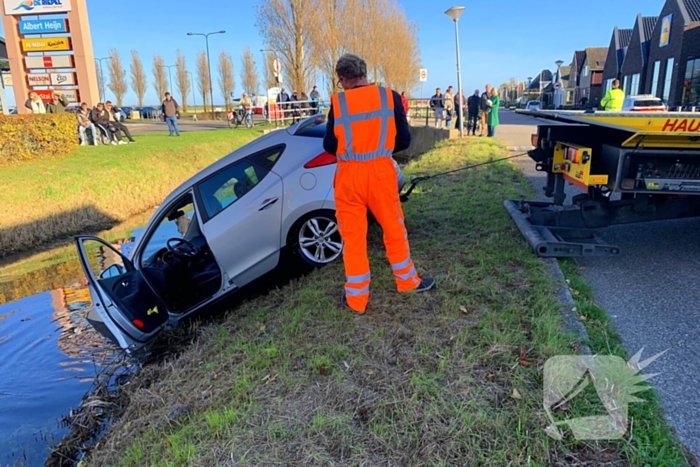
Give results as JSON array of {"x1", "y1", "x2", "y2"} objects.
[{"x1": 505, "y1": 110, "x2": 700, "y2": 257}]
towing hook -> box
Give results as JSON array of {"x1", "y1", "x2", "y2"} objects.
[{"x1": 399, "y1": 176, "x2": 430, "y2": 202}]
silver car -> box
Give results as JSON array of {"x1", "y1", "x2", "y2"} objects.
[{"x1": 76, "y1": 115, "x2": 406, "y2": 352}]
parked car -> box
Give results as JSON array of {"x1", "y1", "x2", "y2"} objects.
[
  {"x1": 120, "y1": 106, "x2": 133, "y2": 119},
  {"x1": 139, "y1": 106, "x2": 158, "y2": 119},
  {"x1": 526, "y1": 100, "x2": 542, "y2": 111},
  {"x1": 621, "y1": 95, "x2": 667, "y2": 112},
  {"x1": 76, "y1": 114, "x2": 407, "y2": 352}
]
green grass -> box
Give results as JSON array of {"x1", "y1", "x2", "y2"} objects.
[
  {"x1": 0, "y1": 128, "x2": 263, "y2": 257},
  {"x1": 81, "y1": 138, "x2": 689, "y2": 466}
]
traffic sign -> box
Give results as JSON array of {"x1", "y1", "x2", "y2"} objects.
[
  {"x1": 419, "y1": 68, "x2": 428, "y2": 82},
  {"x1": 553, "y1": 81, "x2": 562, "y2": 90},
  {"x1": 272, "y1": 58, "x2": 281, "y2": 73}
]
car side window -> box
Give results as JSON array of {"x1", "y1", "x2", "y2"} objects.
[
  {"x1": 246, "y1": 145, "x2": 285, "y2": 171},
  {"x1": 197, "y1": 160, "x2": 268, "y2": 221}
]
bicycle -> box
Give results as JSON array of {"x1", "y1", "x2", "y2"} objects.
[{"x1": 229, "y1": 106, "x2": 254, "y2": 129}]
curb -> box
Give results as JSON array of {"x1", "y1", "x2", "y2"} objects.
[
  {"x1": 542, "y1": 258, "x2": 592, "y2": 355},
  {"x1": 507, "y1": 146, "x2": 534, "y2": 152}
]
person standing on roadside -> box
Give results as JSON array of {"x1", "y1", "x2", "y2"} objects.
[
  {"x1": 467, "y1": 89, "x2": 480, "y2": 136},
  {"x1": 480, "y1": 84, "x2": 492, "y2": 136},
  {"x1": 453, "y1": 90, "x2": 466, "y2": 131},
  {"x1": 487, "y1": 87, "x2": 500, "y2": 137},
  {"x1": 46, "y1": 91, "x2": 69, "y2": 113},
  {"x1": 309, "y1": 85, "x2": 321, "y2": 112},
  {"x1": 401, "y1": 91, "x2": 410, "y2": 123},
  {"x1": 600, "y1": 79, "x2": 625, "y2": 111},
  {"x1": 276, "y1": 88, "x2": 290, "y2": 122},
  {"x1": 323, "y1": 53, "x2": 435, "y2": 314},
  {"x1": 161, "y1": 92, "x2": 181, "y2": 136},
  {"x1": 430, "y1": 87, "x2": 445, "y2": 128},
  {"x1": 444, "y1": 86, "x2": 454, "y2": 128}
]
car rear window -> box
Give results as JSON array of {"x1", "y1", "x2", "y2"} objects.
[{"x1": 634, "y1": 99, "x2": 663, "y2": 107}]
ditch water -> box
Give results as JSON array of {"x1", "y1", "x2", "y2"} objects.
[{"x1": 0, "y1": 214, "x2": 153, "y2": 467}]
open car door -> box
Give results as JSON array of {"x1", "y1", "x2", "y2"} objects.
[{"x1": 75, "y1": 236, "x2": 169, "y2": 351}]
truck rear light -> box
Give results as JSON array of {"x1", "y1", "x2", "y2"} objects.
[
  {"x1": 304, "y1": 151, "x2": 337, "y2": 168},
  {"x1": 531, "y1": 134, "x2": 539, "y2": 147}
]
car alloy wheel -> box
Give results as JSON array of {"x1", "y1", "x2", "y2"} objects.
[{"x1": 297, "y1": 214, "x2": 343, "y2": 266}]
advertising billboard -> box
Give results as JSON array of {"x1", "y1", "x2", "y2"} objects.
[
  {"x1": 3, "y1": 0, "x2": 71, "y2": 16},
  {"x1": 25, "y1": 55, "x2": 74, "y2": 69},
  {"x1": 33, "y1": 88, "x2": 79, "y2": 102},
  {"x1": 50, "y1": 72, "x2": 75, "y2": 85},
  {"x1": 27, "y1": 72, "x2": 50, "y2": 86},
  {"x1": 660, "y1": 14, "x2": 673, "y2": 48},
  {"x1": 21, "y1": 37, "x2": 70, "y2": 52},
  {"x1": 18, "y1": 18, "x2": 68, "y2": 34}
]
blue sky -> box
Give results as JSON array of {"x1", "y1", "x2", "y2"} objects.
[{"x1": 1, "y1": 0, "x2": 665, "y2": 107}]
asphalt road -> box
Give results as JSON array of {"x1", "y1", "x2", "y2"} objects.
[{"x1": 497, "y1": 110, "x2": 700, "y2": 459}]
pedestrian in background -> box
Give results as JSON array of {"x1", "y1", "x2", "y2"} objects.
[
  {"x1": 309, "y1": 85, "x2": 321, "y2": 112},
  {"x1": 467, "y1": 89, "x2": 480, "y2": 136},
  {"x1": 25, "y1": 92, "x2": 46, "y2": 114},
  {"x1": 46, "y1": 91, "x2": 69, "y2": 114},
  {"x1": 401, "y1": 91, "x2": 410, "y2": 123},
  {"x1": 487, "y1": 87, "x2": 500, "y2": 137},
  {"x1": 444, "y1": 86, "x2": 454, "y2": 128},
  {"x1": 480, "y1": 84, "x2": 492, "y2": 136},
  {"x1": 106, "y1": 101, "x2": 136, "y2": 143},
  {"x1": 162, "y1": 92, "x2": 181, "y2": 137},
  {"x1": 430, "y1": 87, "x2": 445, "y2": 128},
  {"x1": 453, "y1": 90, "x2": 466, "y2": 131}
]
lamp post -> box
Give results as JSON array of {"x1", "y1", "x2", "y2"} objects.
[
  {"x1": 187, "y1": 30, "x2": 225, "y2": 113},
  {"x1": 95, "y1": 57, "x2": 109, "y2": 102},
  {"x1": 527, "y1": 77, "x2": 532, "y2": 100},
  {"x1": 554, "y1": 59, "x2": 563, "y2": 109},
  {"x1": 158, "y1": 64, "x2": 178, "y2": 94},
  {"x1": 445, "y1": 5, "x2": 465, "y2": 137},
  {"x1": 186, "y1": 70, "x2": 196, "y2": 113}
]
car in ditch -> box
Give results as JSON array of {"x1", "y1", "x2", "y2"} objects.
[{"x1": 76, "y1": 115, "x2": 406, "y2": 352}]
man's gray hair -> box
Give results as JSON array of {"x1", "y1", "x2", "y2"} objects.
[{"x1": 335, "y1": 54, "x2": 367, "y2": 79}]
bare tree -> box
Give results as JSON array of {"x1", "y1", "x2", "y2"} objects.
[
  {"x1": 218, "y1": 50, "x2": 235, "y2": 110},
  {"x1": 255, "y1": 0, "x2": 316, "y2": 94},
  {"x1": 107, "y1": 49, "x2": 128, "y2": 106},
  {"x1": 263, "y1": 52, "x2": 278, "y2": 89},
  {"x1": 152, "y1": 54, "x2": 168, "y2": 101},
  {"x1": 129, "y1": 50, "x2": 147, "y2": 107},
  {"x1": 196, "y1": 50, "x2": 211, "y2": 112},
  {"x1": 376, "y1": 1, "x2": 420, "y2": 93},
  {"x1": 308, "y1": 0, "x2": 347, "y2": 98},
  {"x1": 241, "y1": 47, "x2": 259, "y2": 95},
  {"x1": 175, "y1": 50, "x2": 190, "y2": 112},
  {"x1": 95, "y1": 62, "x2": 105, "y2": 102}
]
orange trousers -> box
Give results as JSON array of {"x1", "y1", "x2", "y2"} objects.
[{"x1": 334, "y1": 157, "x2": 422, "y2": 312}]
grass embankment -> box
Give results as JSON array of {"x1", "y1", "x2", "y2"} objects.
[
  {"x1": 83, "y1": 138, "x2": 690, "y2": 466},
  {"x1": 0, "y1": 129, "x2": 263, "y2": 257}
]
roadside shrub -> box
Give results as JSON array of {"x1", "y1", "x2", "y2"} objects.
[{"x1": 0, "y1": 114, "x2": 78, "y2": 164}]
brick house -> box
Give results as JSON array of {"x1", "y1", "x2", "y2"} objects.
[
  {"x1": 567, "y1": 50, "x2": 586, "y2": 104},
  {"x1": 619, "y1": 15, "x2": 659, "y2": 96},
  {"x1": 578, "y1": 47, "x2": 608, "y2": 104},
  {"x1": 602, "y1": 27, "x2": 634, "y2": 92},
  {"x1": 644, "y1": 0, "x2": 700, "y2": 106}
]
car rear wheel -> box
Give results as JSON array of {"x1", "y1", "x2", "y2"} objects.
[{"x1": 289, "y1": 210, "x2": 343, "y2": 268}]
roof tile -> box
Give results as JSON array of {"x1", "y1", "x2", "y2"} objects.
[
  {"x1": 584, "y1": 47, "x2": 608, "y2": 71},
  {"x1": 618, "y1": 28, "x2": 633, "y2": 48},
  {"x1": 642, "y1": 16, "x2": 659, "y2": 40},
  {"x1": 682, "y1": 0, "x2": 700, "y2": 22}
]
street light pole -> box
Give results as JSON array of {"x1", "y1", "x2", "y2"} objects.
[
  {"x1": 445, "y1": 6, "x2": 465, "y2": 137},
  {"x1": 188, "y1": 30, "x2": 225, "y2": 114},
  {"x1": 554, "y1": 60, "x2": 564, "y2": 109},
  {"x1": 95, "y1": 57, "x2": 109, "y2": 102},
  {"x1": 186, "y1": 70, "x2": 196, "y2": 113}
]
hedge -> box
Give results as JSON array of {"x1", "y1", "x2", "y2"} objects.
[{"x1": 0, "y1": 113, "x2": 79, "y2": 164}]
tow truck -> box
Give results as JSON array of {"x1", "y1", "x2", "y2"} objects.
[{"x1": 505, "y1": 110, "x2": 700, "y2": 257}]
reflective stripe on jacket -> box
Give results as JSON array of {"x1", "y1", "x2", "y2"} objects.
[
  {"x1": 601, "y1": 88, "x2": 625, "y2": 111},
  {"x1": 331, "y1": 85, "x2": 397, "y2": 162}
]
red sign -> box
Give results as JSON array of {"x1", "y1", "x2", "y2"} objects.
[{"x1": 32, "y1": 89, "x2": 80, "y2": 102}]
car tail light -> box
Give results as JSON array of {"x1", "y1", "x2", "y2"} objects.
[{"x1": 304, "y1": 151, "x2": 337, "y2": 168}]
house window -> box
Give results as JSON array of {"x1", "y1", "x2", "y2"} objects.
[
  {"x1": 604, "y1": 78, "x2": 613, "y2": 93},
  {"x1": 630, "y1": 74, "x2": 640, "y2": 95},
  {"x1": 623, "y1": 75, "x2": 629, "y2": 94},
  {"x1": 651, "y1": 61, "x2": 661, "y2": 97},
  {"x1": 683, "y1": 58, "x2": 700, "y2": 105},
  {"x1": 583, "y1": 64, "x2": 589, "y2": 76},
  {"x1": 663, "y1": 58, "x2": 674, "y2": 101}
]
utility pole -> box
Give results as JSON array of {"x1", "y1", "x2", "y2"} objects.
[{"x1": 188, "y1": 30, "x2": 226, "y2": 114}]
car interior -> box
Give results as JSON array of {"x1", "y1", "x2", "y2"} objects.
[{"x1": 138, "y1": 194, "x2": 223, "y2": 314}]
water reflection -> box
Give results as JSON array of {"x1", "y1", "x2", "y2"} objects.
[{"x1": 0, "y1": 235, "x2": 137, "y2": 466}]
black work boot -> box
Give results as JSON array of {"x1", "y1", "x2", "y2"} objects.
[
  {"x1": 341, "y1": 293, "x2": 366, "y2": 315},
  {"x1": 414, "y1": 277, "x2": 436, "y2": 292}
]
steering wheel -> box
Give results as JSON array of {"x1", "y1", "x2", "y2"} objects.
[{"x1": 166, "y1": 237, "x2": 200, "y2": 259}]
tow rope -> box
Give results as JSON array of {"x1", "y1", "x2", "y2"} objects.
[{"x1": 399, "y1": 151, "x2": 531, "y2": 202}]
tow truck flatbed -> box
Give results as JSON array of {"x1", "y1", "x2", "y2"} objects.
[{"x1": 506, "y1": 109, "x2": 700, "y2": 257}]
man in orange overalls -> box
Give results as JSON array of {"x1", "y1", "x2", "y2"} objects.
[{"x1": 323, "y1": 54, "x2": 435, "y2": 314}]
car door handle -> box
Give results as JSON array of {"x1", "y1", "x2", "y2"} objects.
[{"x1": 258, "y1": 197, "x2": 279, "y2": 211}]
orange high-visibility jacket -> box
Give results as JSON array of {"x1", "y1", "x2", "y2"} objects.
[{"x1": 330, "y1": 85, "x2": 397, "y2": 161}]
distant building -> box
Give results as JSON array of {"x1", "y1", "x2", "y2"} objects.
[
  {"x1": 645, "y1": 0, "x2": 700, "y2": 106},
  {"x1": 552, "y1": 65, "x2": 572, "y2": 107},
  {"x1": 619, "y1": 14, "x2": 659, "y2": 96},
  {"x1": 568, "y1": 50, "x2": 586, "y2": 104},
  {"x1": 578, "y1": 47, "x2": 608, "y2": 104},
  {"x1": 602, "y1": 27, "x2": 634, "y2": 92}
]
